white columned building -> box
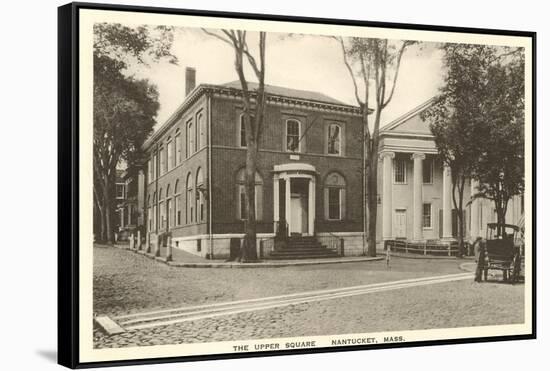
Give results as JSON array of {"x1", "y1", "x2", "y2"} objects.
[
  {"x1": 441, "y1": 165, "x2": 454, "y2": 240},
  {"x1": 411, "y1": 152, "x2": 426, "y2": 241},
  {"x1": 380, "y1": 151, "x2": 395, "y2": 240}
]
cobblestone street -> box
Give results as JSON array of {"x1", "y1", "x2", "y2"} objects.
[{"x1": 93, "y1": 245, "x2": 524, "y2": 348}]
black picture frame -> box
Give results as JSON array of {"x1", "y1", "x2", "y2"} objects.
[{"x1": 58, "y1": 2, "x2": 536, "y2": 368}]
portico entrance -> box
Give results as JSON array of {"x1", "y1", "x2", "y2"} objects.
[{"x1": 273, "y1": 163, "x2": 317, "y2": 236}]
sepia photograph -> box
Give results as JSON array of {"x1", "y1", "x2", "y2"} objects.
[{"x1": 57, "y1": 3, "x2": 534, "y2": 367}]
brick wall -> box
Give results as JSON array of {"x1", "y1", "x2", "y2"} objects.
[{"x1": 210, "y1": 95, "x2": 364, "y2": 235}]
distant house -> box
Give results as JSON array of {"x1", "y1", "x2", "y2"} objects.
[
  {"x1": 134, "y1": 67, "x2": 523, "y2": 258},
  {"x1": 114, "y1": 169, "x2": 140, "y2": 241}
]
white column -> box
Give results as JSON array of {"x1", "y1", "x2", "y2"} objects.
[
  {"x1": 470, "y1": 179, "x2": 480, "y2": 239},
  {"x1": 308, "y1": 177, "x2": 315, "y2": 235},
  {"x1": 380, "y1": 152, "x2": 395, "y2": 240},
  {"x1": 273, "y1": 175, "x2": 279, "y2": 233},
  {"x1": 285, "y1": 177, "x2": 291, "y2": 235},
  {"x1": 412, "y1": 153, "x2": 425, "y2": 241},
  {"x1": 442, "y1": 165, "x2": 453, "y2": 240}
]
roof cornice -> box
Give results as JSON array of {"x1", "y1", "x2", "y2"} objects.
[{"x1": 143, "y1": 84, "x2": 365, "y2": 151}]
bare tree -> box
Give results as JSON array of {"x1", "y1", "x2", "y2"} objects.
[
  {"x1": 202, "y1": 29, "x2": 266, "y2": 262},
  {"x1": 334, "y1": 37, "x2": 415, "y2": 256}
]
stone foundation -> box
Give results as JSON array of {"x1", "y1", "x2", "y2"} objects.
[{"x1": 173, "y1": 232, "x2": 368, "y2": 259}]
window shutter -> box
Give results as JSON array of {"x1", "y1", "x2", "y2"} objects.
[
  {"x1": 341, "y1": 188, "x2": 346, "y2": 220},
  {"x1": 324, "y1": 187, "x2": 329, "y2": 220}
]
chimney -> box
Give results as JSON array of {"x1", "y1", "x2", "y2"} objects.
[{"x1": 185, "y1": 67, "x2": 196, "y2": 96}]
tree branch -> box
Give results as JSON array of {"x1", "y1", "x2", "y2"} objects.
[
  {"x1": 382, "y1": 41, "x2": 413, "y2": 109},
  {"x1": 335, "y1": 36, "x2": 363, "y2": 106}
]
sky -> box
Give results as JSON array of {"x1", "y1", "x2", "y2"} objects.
[{"x1": 131, "y1": 28, "x2": 445, "y2": 130}]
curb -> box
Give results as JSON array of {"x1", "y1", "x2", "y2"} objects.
[
  {"x1": 166, "y1": 256, "x2": 384, "y2": 268},
  {"x1": 109, "y1": 245, "x2": 384, "y2": 268}
]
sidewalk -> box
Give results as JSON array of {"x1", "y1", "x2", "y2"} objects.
[{"x1": 113, "y1": 244, "x2": 383, "y2": 268}]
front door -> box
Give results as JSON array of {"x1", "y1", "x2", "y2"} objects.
[
  {"x1": 394, "y1": 209, "x2": 407, "y2": 239},
  {"x1": 290, "y1": 195, "x2": 305, "y2": 234}
]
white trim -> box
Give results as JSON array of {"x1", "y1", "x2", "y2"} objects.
[{"x1": 273, "y1": 163, "x2": 316, "y2": 173}]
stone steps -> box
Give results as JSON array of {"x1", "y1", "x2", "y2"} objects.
[{"x1": 266, "y1": 236, "x2": 340, "y2": 260}]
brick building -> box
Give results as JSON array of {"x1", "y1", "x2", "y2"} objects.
[{"x1": 136, "y1": 68, "x2": 523, "y2": 258}]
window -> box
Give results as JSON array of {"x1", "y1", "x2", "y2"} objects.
[
  {"x1": 236, "y1": 168, "x2": 263, "y2": 220},
  {"x1": 239, "y1": 114, "x2": 247, "y2": 147},
  {"x1": 187, "y1": 120, "x2": 195, "y2": 158},
  {"x1": 165, "y1": 185, "x2": 171, "y2": 229},
  {"x1": 175, "y1": 130, "x2": 182, "y2": 164},
  {"x1": 394, "y1": 158, "x2": 407, "y2": 184},
  {"x1": 148, "y1": 206, "x2": 152, "y2": 231},
  {"x1": 423, "y1": 158, "x2": 433, "y2": 184},
  {"x1": 286, "y1": 119, "x2": 301, "y2": 152},
  {"x1": 239, "y1": 113, "x2": 254, "y2": 148},
  {"x1": 423, "y1": 203, "x2": 432, "y2": 228},
  {"x1": 167, "y1": 198, "x2": 172, "y2": 229},
  {"x1": 159, "y1": 147, "x2": 166, "y2": 176},
  {"x1": 328, "y1": 188, "x2": 341, "y2": 220},
  {"x1": 167, "y1": 137, "x2": 174, "y2": 171},
  {"x1": 324, "y1": 172, "x2": 346, "y2": 221},
  {"x1": 196, "y1": 168, "x2": 205, "y2": 222},
  {"x1": 152, "y1": 153, "x2": 157, "y2": 180},
  {"x1": 186, "y1": 173, "x2": 193, "y2": 223},
  {"x1": 327, "y1": 123, "x2": 341, "y2": 155},
  {"x1": 198, "y1": 112, "x2": 206, "y2": 149},
  {"x1": 152, "y1": 192, "x2": 157, "y2": 230},
  {"x1": 159, "y1": 187, "x2": 165, "y2": 229},
  {"x1": 115, "y1": 183, "x2": 125, "y2": 199},
  {"x1": 147, "y1": 159, "x2": 152, "y2": 182},
  {"x1": 174, "y1": 180, "x2": 181, "y2": 226}
]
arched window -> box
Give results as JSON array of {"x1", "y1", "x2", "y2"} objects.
[
  {"x1": 174, "y1": 179, "x2": 181, "y2": 226},
  {"x1": 166, "y1": 184, "x2": 172, "y2": 229},
  {"x1": 236, "y1": 168, "x2": 263, "y2": 221},
  {"x1": 286, "y1": 119, "x2": 301, "y2": 152},
  {"x1": 186, "y1": 172, "x2": 194, "y2": 224},
  {"x1": 196, "y1": 168, "x2": 205, "y2": 222},
  {"x1": 197, "y1": 112, "x2": 206, "y2": 149},
  {"x1": 324, "y1": 172, "x2": 346, "y2": 221}
]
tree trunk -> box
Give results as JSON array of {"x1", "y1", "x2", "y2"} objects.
[
  {"x1": 104, "y1": 175, "x2": 114, "y2": 244},
  {"x1": 366, "y1": 155, "x2": 379, "y2": 257},
  {"x1": 242, "y1": 140, "x2": 259, "y2": 262}
]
